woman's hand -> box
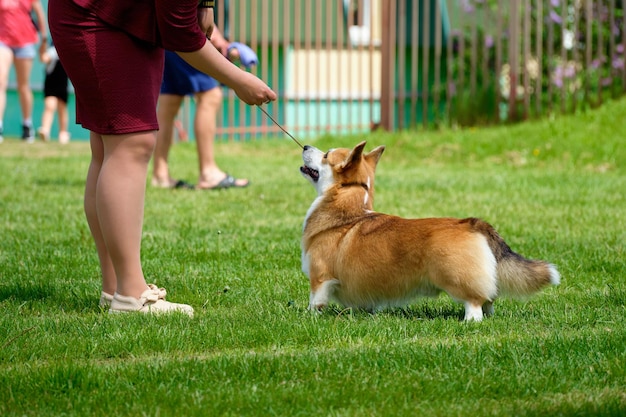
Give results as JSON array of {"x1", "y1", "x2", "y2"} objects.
[
  {"x1": 232, "y1": 71, "x2": 278, "y2": 106},
  {"x1": 177, "y1": 39, "x2": 277, "y2": 106}
]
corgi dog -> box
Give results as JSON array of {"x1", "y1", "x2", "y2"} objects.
[{"x1": 299, "y1": 141, "x2": 560, "y2": 321}]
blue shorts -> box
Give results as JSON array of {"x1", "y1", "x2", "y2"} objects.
[
  {"x1": 160, "y1": 50, "x2": 219, "y2": 96},
  {"x1": 0, "y1": 42, "x2": 36, "y2": 59}
]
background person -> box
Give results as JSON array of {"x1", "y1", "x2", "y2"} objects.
[
  {"x1": 38, "y1": 43, "x2": 70, "y2": 144},
  {"x1": 0, "y1": 0, "x2": 47, "y2": 142},
  {"x1": 153, "y1": 27, "x2": 255, "y2": 190}
]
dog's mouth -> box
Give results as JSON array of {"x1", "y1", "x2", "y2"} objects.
[{"x1": 300, "y1": 165, "x2": 319, "y2": 182}]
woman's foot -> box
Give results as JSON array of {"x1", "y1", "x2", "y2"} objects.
[
  {"x1": 37, "y1": 128, "x2": 50, "y2": 142},
  {"x1": 59, "y1": 131, "x2": 71, "y2": 144},
  {"x1": 151, "y1": 178, "x2": 195, "y2": 189},
  {"x1": 109, "y1": 284, "x2": 193, "y2": 317},
  {"x1": 99, "y1": 291, "x2": 114, "y2": 307},
  {"x1": 197, "y1": 173, "x2": 249, "y2": 190}
]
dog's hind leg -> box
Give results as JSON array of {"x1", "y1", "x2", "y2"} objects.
[
  {"x1": 308, "y1": 279, "x2": 340, "y2": 310},
  {"x1": 455, "y1": 235, "x2": 497, "y2": 321},
  {"x1": 463, "y1": 302, "x2": 484, "y2": 321}
]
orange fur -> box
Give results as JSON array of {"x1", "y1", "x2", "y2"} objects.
[{"x1": 300, "y1": 142, "x2": 560, "y2": 321}]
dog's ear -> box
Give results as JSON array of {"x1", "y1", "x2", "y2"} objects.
[
  {"x1": 365, "y1": 145, "x2": 385, "y2": 167},
  {"x1": 340, "y1": 141, "x2": 367, "y2": 170}
]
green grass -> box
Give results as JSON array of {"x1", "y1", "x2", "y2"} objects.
[{"x1": 1, "y1": 99, "x2": 625, "y2": 416}]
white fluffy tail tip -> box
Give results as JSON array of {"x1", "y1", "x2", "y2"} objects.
[{"x1": 549, "y1": 264, "x2": 561, "y2": 285}]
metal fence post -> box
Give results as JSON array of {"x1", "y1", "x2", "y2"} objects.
[{"x1": 380, "y1": 0, "x2": 396, "y2": 131}]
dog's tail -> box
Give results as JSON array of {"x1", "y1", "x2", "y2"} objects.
[{"x1": 466, "y1": 218, "x2": 561, "y2": 297}]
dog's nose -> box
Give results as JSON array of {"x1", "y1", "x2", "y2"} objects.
[{"x1": 303, "y1": 145, "x2": 311, "y2": 151}]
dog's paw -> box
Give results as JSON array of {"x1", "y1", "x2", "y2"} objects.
[
  {"x1": 307, "y1": 303, "x2": 326, "y2": 313},
  {"x1": 463, "y1": 302, "x2": 485, "y2": 321}
]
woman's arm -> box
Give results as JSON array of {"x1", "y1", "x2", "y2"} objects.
[
  {"x1": 32, "y1": 0, "x2": 48, "y2": 55},
  {"x1": 177, "y1": 42, "x2": 276, "y2": 105},
  {"x1": 197, "y1": 7, "x2": 214, "y2": 39}
]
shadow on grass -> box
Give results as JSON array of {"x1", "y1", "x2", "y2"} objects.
[
  {"x1": 387, "y1": 303, "x2": 463, "y2": 321},
  {"x1": 0, "y1": 281, "x2": 55, "y2": 302},
  {"x1": 318, "y1": 302, "x2": 463, "y2": 321},
  {"x1": 0, "y1": 281, "x2": 99, "y2": 313},
  {"x1": 34, "y1": 177, "x2": 85, "y2": 188}
]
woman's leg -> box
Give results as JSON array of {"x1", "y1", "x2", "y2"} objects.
[
  {"x1": 97, "y1": 131, "x2": 156, "y2": 298},
  {"x1": 57, "y1": 100, "x2": 70, "y2": 143},
  {"x1": 152, "y1": 94, "x2": 184, "y2": 186},
  {"x1": 84, "y1": 131, "x2": 118, "y2": 296},
  {"x1": 13, "y1": 57, "x2": 34, "y2": 123},
  {"x1": 57, "y1": 100, "x2": 69, "y2": 133},
  {"x1": 38, "y1": 96, "x2": 57, "y2": 141},
  {"x1": 194, "y1": 87, "x2": 248, "y2": 188},
  {"x1": 85, "y1": 130, "x2": 155, "y2": 298},
  {"x1": 86, "y1": 131, "x2": 193, "y2": 315},
  {"x1": 0, "y1": 46, "x2": 12, "y2": 131}
]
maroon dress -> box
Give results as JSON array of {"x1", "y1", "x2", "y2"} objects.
[{"x1": 48, "y1": 0, "x2": 208, "y2": 135}]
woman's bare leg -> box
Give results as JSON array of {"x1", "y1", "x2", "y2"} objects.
[
  {"x1": 38, "y1": 96, "x2": 57, "y2": 140},
  {"x1": 14, "y1": 57, "x2": 34, "y2": 122},
  {"x1": 153, "y1": 94, "x2": 184, "y2": 186},
  {"x1": 85, "y1": 130, "x2": 156, "y2": 298},
  {"x1": 57, "y1": 100, "x2": 69, "y2": 133},
  {"x1": 194, "y1": 87, "x2": 248, "y2": 188},
  {"x1": 0, "y1": 47, "x2": 12, "y2": 129}
]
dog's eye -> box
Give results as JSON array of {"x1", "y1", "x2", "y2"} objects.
[{"x1": 323, "y1": 152, "x2": 329, "y2": 159}]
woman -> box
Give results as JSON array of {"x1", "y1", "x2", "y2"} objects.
[
  {"x1": 48, "y1": 0, "x2": 276, "y2": 315},
  {"x1": 0, "y1": 0, "x2": 47, "y2": 142}
]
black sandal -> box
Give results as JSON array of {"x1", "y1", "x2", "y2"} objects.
[{"x1": 173, "y1": 179, "x2": 195, "y2": 190}]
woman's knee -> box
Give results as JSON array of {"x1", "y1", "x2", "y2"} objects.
[
  {"x1": 128, "y1": 133, "x2": 157, "y2": 163},
  {"x1": 104, "y1": 132, "x2": 157, "y2": 163},
  {"x1": 196, "y1": 87, "x2": 222, "y2": 110}
]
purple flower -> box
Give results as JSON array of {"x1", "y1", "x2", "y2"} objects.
[
  {"x1": 448, "y1": 82, "x2": 457, "y2": 96},
  {"x1": 552, "y1": 66, "x2": 564, "y2": 87},
  {"x1": 563, "y1": 65, "x2": 576, "y2": 78},
  {"x1": 617, "y1": 44, "x2": 625, "y2": 54},
  {"x1": 601, "y1": 77, "x2": 613, "y2": 87},
  {"x1": 612, "y1": 57, "x2": 624, "y2": 69},
  {"x1": 484, "y1": 35, "x2": 494, "y2": 49},
  {"x1": 590, "y1": 59, "x2": 601, "y2": 70},
  {"x1": 549, "y1": 10, "x2": 562, "y2": 24},
  {"x1": 461, "y1": 0, "x2": 475, "y2": 13},
  {"x1": 552, "y1": 62, "x2": 578, "y2": 88},
  {"x1": 550, "y1": 0, "x2": 560, "y2": 7}
]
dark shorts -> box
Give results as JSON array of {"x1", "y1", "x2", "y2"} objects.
[
  {"x1": 161, "y1": 50, "x2": 218, "y2": 96},
  {"x1": 48, "y1": 0, "x2": 164, "y2": 135},
  {"x1": 44, "y1": 61, "x2": 69, "y2": 103}
]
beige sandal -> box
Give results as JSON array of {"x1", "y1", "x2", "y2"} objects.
[
  {"x1": 109, "y1": 284, "x2": 193, "y2": 317},
  {"x1": 99, "y1": 291, "x2": 114, "y2": 307}
]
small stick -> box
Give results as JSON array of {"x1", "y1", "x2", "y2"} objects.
[
  {"x1": 1, "y1": 326, "x2": 35, "y2": 349},
  {"x1": 259, "y1": 106, "x2": 305, "y2": 149}
]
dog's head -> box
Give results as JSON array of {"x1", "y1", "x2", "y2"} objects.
[{"x1": 300, "y1": 141, "x2": 385, "y2": 197}]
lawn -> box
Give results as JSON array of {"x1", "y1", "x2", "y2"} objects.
[{"x1": 0, "y1": 99, "x2": 625, "y2": 416}]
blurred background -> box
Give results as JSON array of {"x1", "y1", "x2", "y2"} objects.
[{"x1": 4, "y1": 0, "x2": 625, "y2": 141}]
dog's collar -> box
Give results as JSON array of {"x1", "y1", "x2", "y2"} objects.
[{"x1": 340, "y1": 182, "x2": 369, "y2": 191}]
